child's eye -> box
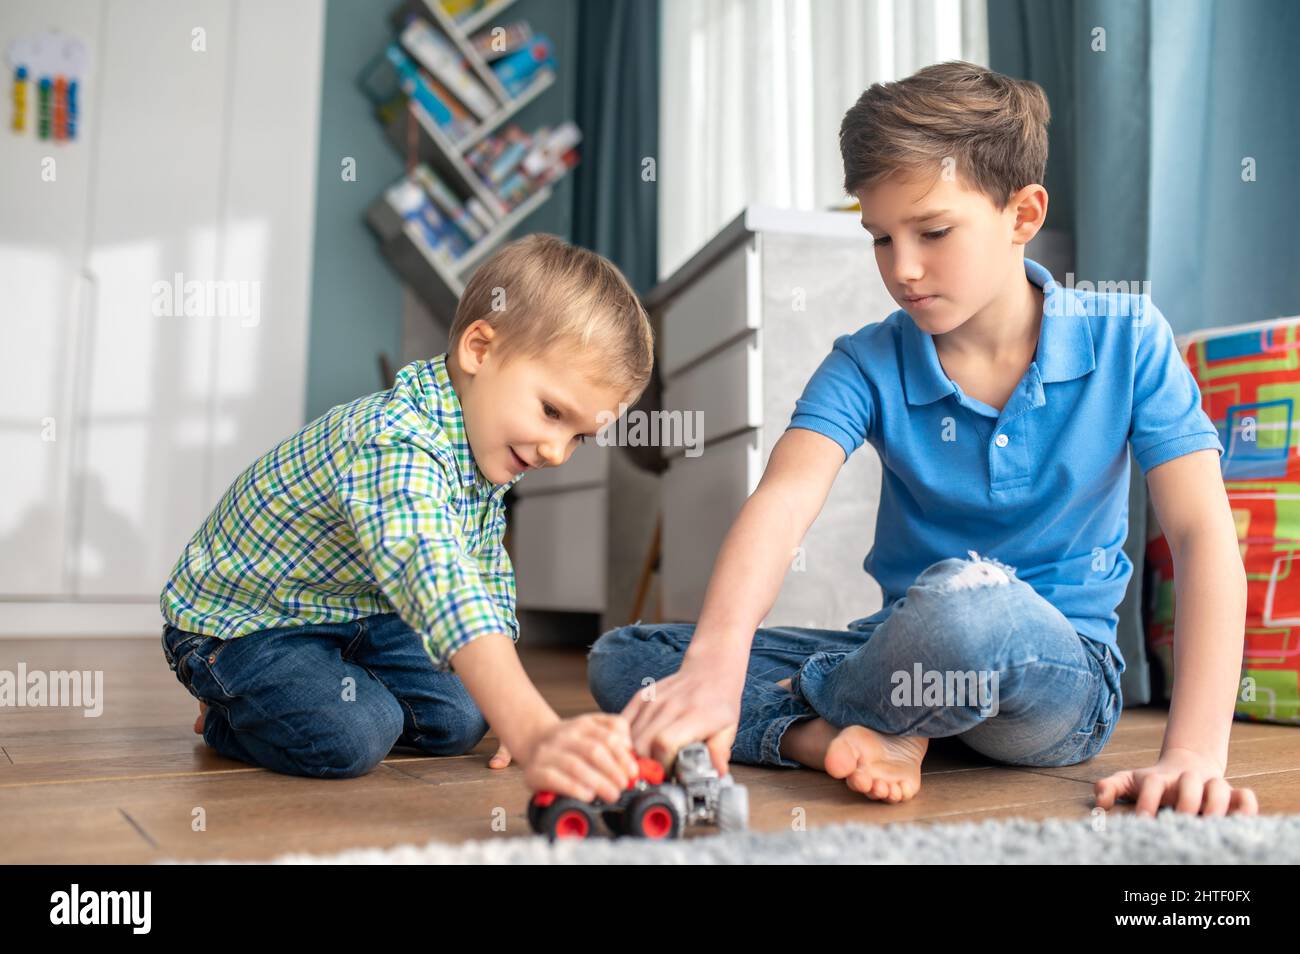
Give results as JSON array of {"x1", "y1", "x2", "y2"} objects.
[
  {"x1": 575, "y1": 434, "x2": 587, "y2": 444},
  {"x1": 543, "y1": 401, "x2": 560, "y2": 419},
  {"x1": 874, "y1": 229, "x2": 949, "y2": 247}
]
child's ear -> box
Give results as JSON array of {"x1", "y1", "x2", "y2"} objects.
[
  {"x1": 458, "y1": 320, "x2": 497, "y2": 375},
  {"x1": 1003, "y1": 183, "x2": 1045, "y2": 243}
]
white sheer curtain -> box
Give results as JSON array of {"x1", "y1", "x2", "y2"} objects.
[{"x1": 658, "y1": 0, "x2": 989, "y2": 280}]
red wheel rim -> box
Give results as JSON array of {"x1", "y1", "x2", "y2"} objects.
[
  {"x1": 554, "y1": 810, "x2": 590, "y2": 838},
  {"x1": 641, "y1": 805, "x2": 673, "y2": 838}
]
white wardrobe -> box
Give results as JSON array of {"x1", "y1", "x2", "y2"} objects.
[{"x1": 0, "y1": 0, "x2": 324, "y2": 635}]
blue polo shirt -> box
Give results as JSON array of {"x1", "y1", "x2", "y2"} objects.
[{"x1": 785, "y1": 257, "x2": 1224, "y2": 674}]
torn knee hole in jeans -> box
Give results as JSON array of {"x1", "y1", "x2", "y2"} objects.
[{"x1": 943, "y1": 550, "x2": 1019, "y2": 592}]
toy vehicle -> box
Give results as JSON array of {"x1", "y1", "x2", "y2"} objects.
[{"x1": 528, "y1": 741, "x2": 749, "y2": 840}]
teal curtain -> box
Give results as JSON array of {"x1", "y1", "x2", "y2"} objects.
[
  {"x1": 571, "y1": 0, "x2": 659, "y2": 294},
  {"x1": 991, "y1": 0, "x2": 1300, "y2": 332},
  {"x1": 1147, "y1": 0, "x2": 1300, "y2": 333}
]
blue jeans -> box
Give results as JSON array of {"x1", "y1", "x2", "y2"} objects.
[
  {"x1": 588, "y1": 553, "x2": 1122, "y2": 769},
  {"x1": 161, "y1": 612, "x2": 489, "y2": 778}
]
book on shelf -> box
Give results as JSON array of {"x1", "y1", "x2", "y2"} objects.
[
  {"x1": 425, "y1": 74, "x2": 475, "y2": 131},
  {"x1": 486, "y1": 136, "x2": 531, "y2": 186},
  {"x1": 400, "y1": 15, "x2": 498, "y2": 120},
  {"x1": 464, "y1": 197, "x2": 497, "y2": 232},
  {"x1": 384, "y1": 160, "x2": 532, "y2": 264},
  {"x1": 490, "y1": 35, "x2": 555, "y2": 97},
  {"x1": 497, "y1": 146, "x2": 578, "y2": 208},
  {"x1": 439, "y1": 0, "x2": 487, "y2": 24},
  {"x1": 411, "y1": 164, "x2": 489, "y2": 243},
  {"x1": 462, "y1": 121, "x2": 582, "y2": 212},
  {"x1": 382, "y1": 43, "x2": 476, "y2": 142},
  {"x1": 471, "y1": 21, "x2": 533, "y2": 62},
  {"x1": 521, "y1": 121, "x2": 581, "y2": 178},
  {"x1": 384, "y1": 177, "x2": 469, "y2": 268}
]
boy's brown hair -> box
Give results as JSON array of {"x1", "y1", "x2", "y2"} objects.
[
  {"x1": 839, "y1": 60, "x2": 1050, "y2": 209},
  {"x1": 450, "y1": 233, "x2": 654, "y2": 405}
]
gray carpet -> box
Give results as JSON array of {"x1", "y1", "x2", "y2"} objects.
[{"x1": 173, "y1": 810, "x2": 1300, "y2": 864}]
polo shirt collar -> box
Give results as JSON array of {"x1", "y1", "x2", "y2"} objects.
[
  {"x1": 425, "y1": 353, "x2": 523, "y2": 496},
  {"x1": 902, "y1": 257, "x2": 1095, "y2": 406}
]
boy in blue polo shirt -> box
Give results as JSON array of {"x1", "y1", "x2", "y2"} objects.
[{"x1": 589, "y1": 61, "x2": 1258, "y2": 817}]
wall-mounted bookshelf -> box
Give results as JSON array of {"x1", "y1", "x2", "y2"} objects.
[{"x1": 361, "y1": 0, "x2": 580, "y2": 321}]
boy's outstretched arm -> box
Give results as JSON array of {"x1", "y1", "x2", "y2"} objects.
[
  {"x1": 450, "y1": 633, "x2": 639, "y2": 803},
  {"x1": 622, "y1": 427, "x2": 846, "y2": 771},
  {"x1": 1094, "y1": 448, "x2": 1258, "y2": 816},
  {"x1": 337, "y1": 434, "x2": 636, "y2": 802}
]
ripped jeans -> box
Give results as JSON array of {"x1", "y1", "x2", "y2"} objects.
[{"x1": 587, "y1": 553, "x2": 1122, "y2": 768}]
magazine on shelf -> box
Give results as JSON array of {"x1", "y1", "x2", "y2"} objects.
[
  {"x1": 385, "y1": 178, "x2": 466, "y2": 267},
  {"x1": 491, "y1": 35, "x2": 555, "y2": 97},
  {"x1": 400, "y1": 16, "x2": 499, "y2": 120},
  {"x1": 383, "y1": 43, "x2": 476, "y2": 141},
  {"x1": 413, "y1": 164, "x2": 489, "y2": 243},
  {"x1": 465, "y1": 197, "x2": 497, "y2": 232},
  {"x1": 471, "y1": 21, "x2": 533, "y2": 62},
  {"x1": 522, "y1": 121, "x2": 581, "y2": 178}
]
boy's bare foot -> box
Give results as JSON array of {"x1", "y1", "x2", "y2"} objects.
[
  {"x1": 823, "y1": 725, "x2": 928, "y2": 803},
  {"x1": 777, "y1": 676, "x2": 928, "y2": 803},
  {"x1": 194, "y1": 701, "x2": 208, "y2": 735}
]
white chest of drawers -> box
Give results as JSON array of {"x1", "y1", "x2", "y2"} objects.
[{"x1": 646, "y1": 205, "x2": 899, "y2": 631}]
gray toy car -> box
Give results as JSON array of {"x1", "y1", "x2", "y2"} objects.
[{"x1": 528, "y1": 741, "x2": 750, "y2": 840}]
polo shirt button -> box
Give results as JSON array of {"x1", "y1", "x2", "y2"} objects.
[{"x1": 995, "y1": 433, "x2": 1009, "y2": 447}]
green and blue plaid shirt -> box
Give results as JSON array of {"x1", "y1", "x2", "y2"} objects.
[{"x1": 160, "y1": 352, "x2": 525, "y2": 671}]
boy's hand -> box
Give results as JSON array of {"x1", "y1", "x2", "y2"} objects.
[
  {"x1": 620, "y1": 658, "x2": 744, "y2": 777},
  {"x1": 1094, "y1": 747, "x2": 1259, "y2": 816},
  {"x1": 522, "y1": 713, "x2": 641, "y2": 804}
]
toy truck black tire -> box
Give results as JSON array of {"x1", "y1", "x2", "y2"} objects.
[
  {"x1": 534, "y1": 797, "x2": 598, "y2": 839},
  {"x1": 627, "y1": 791, "x2": 681, "y2": 839}
]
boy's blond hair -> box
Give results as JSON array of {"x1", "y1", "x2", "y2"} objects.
[
  {"x1": 839, "y1": 60, "x2": 1050, "y2": 209},
  {"x1": 449, "y1": 233, "x2": 654, "y2": 405}
]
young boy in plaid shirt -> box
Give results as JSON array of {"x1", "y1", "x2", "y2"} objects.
[{"x1": 161, "y1": 234, "x2": 649, "y2": 803}]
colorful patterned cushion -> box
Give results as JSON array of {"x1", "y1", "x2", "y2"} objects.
[{"x1": 1144, "y1": 316, "x2": 1300, "y2": 725}]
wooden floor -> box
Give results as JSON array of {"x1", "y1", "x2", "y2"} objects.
[{"x1": 1, "y1": 636, "x2": 1297, "y2": 863}]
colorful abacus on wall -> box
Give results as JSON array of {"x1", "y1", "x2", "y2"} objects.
[{"x1": 6, "y1": 28, "x2": 86, "y2": 142}]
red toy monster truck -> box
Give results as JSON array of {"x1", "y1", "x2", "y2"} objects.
[{"x1": 528, "y1": 741, "x2": 750, "y2": 840}]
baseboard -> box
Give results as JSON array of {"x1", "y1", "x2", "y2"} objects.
[{"x1": 0, "y1": 602, "x2": 163, "y2": 637}]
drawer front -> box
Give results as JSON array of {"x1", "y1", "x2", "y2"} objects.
[
  {"x1": 512, "y1": 487, "x2": 606, "y2": 612},
  {"x1": 662, "y1": 429, "x2": 761, "y2": 620},
  {"x1": 511, "y1": 440, "x2": 609, "y2": 497},
  {"x1": 659, "y1": 239, "x2": 758, "y2": 377},
  {"x1": 660, "y1": 332, "x2": 761, "y2": 458}
]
